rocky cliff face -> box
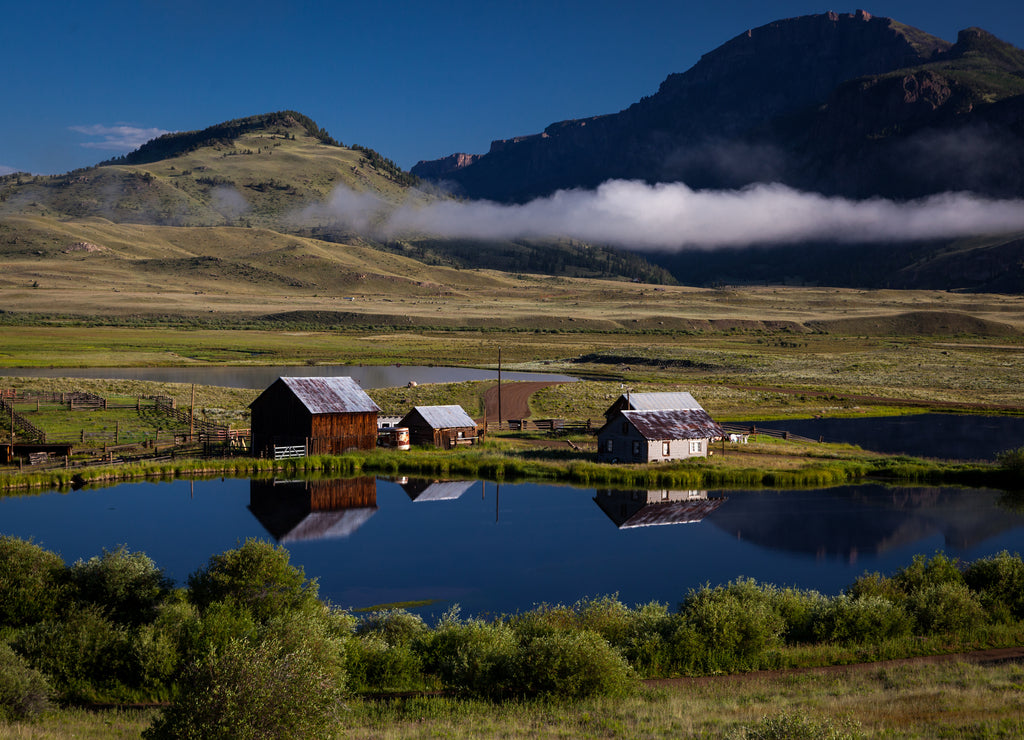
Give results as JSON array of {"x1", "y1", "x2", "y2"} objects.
[{"x1": 411, "y1": 11, "x2": 1024, "y2": 203}]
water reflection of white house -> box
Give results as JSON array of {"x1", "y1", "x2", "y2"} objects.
[
  {"x1": 595, "y1": 489, "x2": 726, "y2": 529},
  {"x1": 248, "y1": 478, "x2": 378, "y2": 542},
  {"x1": 400, "y1": 479, "x2": 475, "y2": 502}
]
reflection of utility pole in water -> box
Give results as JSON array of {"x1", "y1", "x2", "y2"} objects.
[{"x1": 496, "y1": 483, "x2": 500, "y2": 523}]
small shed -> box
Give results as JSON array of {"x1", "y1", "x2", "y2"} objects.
[
  {"x1": 250, "y1": 376, "x2": 380, "y2": 457},
  {"x1": 399, "y1": 405, "x2": 479, "y2": 449},
  {"x1": 597, "y1": 408, "x2": 724, "y2": 463}
]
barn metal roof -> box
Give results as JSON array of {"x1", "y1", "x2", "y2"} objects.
[
  {"x1": 277, "y1": 376, "x2": 380, "y2": 414},
  {"x1": 405, "y1": 405, "x2": 477, "y2": 429},
  {"x1": 621, "y1": 409, "x2": 724, "y2": 440},
  {"x1": 621, "y1": 392, "x2": 704, "y2": 412}
]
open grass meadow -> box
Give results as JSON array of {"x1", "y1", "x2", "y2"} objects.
[{"x1": 2, "y1": 653, "x2": 1023, "y2": 738}]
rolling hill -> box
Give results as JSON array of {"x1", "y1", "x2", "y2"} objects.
[{"x1": 0, "y1": 112, "x2": 675, "y2": 307}]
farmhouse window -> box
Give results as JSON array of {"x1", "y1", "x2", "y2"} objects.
[
  {"x1": 622, "y1": 422, "x2": 629, "y2": 434},
  {"x1": 662, "y1": 441, "x2": 670, "y2": 456},
  {"x1": 690, "y1": 440, "x2": 703, "y2": 454},
  {"x1": 605, "y1": 439, "x2": 613, "y2": 453},
  {"x1": 632, "y1": 440, "x2": 641, "y2": 456}
]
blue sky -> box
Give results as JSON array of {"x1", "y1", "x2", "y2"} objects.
[{"x1": 4, "y1": 0, "x2": 1023, "y2": 177}]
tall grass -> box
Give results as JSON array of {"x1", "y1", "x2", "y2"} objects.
[{"x1": 0, "y1": 443, "x2": 1005, "y2": 494}]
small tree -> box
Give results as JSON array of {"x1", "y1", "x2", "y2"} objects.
[
  {"x1": 187, "y1": 539, "x2": 319, "y2": 623},
  {"x1": 68, "y1": 545, "x2": 172, "y2": 625},
  {"x1": 0, "y1": 536, "x2": 66, "y2": 628},
  {"x1": 143, "y1": 637, "x2": 345, "y2": 740}
]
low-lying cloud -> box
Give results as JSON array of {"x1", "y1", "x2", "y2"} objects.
[
  {"x1": 301, "y1": 180, "x2": 1024, "y2": 251},
  {"x1": 0, "y1": 165, "x2": 16, "y2": 176},
  {"x1": 70, "y1": 124, "x2": 171, "y2": 151}
]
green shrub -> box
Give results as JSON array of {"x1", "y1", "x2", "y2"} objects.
[
  {"x1": 908, "y1": 582, "x2": 986, "y2": 635},
  {"x1": 845, "y1": 572, "x2": 905, "y2": 604},
  {"x1": 766, "y1": 587, "x2": 827, "y2": 644},
  {"x1": 0, "y1": 536, "x2": 66, "y2": 628},
  {"x1": 892, "y1": 553, "x2": 964, "y2": 594},
  {"x1": 346, "y1": 634, "x2": 424, "y2": 692},
  {"x1": 514, "y1": 629, "x2": 635, "y2": 699},
  {"x1": 356, "y1": 609, "x2": 429, "y2": 645},
  {"x1": 811, "y1": 595, "x2": 913, "y2": 645},
  {"x1": 997, "y1": 447, "x2": 1024, "y2": 481},
  {"x1": 418, "y1": 610, "x2": 518, "y2": 698},
  {"x1": 68, "y1": 545, "x2": 173, "y2": 625},
  {"x1": 12, "y1": 604, "x2": 134, "y2": 702},
  {"x1": 677, "y1": 578, "x2": 786, "y2": 672},
  {"x1": 187, "y1": 539, "x2": 319, "y2": 623},
  {"x1": 963, "y1": 550, "x2": 1024, "y2": 622},
  {"x1": 731, "y1": 710, "x2": 862, "y2": 739},
  {"x1": 182, "y1": 600, "x2": 259, "y2": 659},
  {"x1": 0, "y1": 643, "x2": 51, "y2": 722},
  {"x1": 143, "y1": 636, "x2": 345, "y2": 740}
]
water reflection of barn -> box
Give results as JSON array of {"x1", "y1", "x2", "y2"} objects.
[
  {"x1": 595, "y1": 489, "x2": 726, "y2": 528},
  {"x1": 248, "y1": 478, "x2": 377, "y2": 542},
  {"x1": 400, "y1": 479, "x2": 475, "y2": 502}
]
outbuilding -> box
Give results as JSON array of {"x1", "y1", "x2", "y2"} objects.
[
  {"x1": 597, "y1": 408, "x2": 724, "y2": 463},
  {"x1": 399, "y1": 405, "x2": 479, "y2": 449},
  {"x1": 250, "y1": 376, "x2": 380, "y2": 457}
]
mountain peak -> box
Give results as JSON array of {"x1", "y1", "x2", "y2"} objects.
[{"x1": 99, "y1": 111, "x2": 342, "y2": 167}]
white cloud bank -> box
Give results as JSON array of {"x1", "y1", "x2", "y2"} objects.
[
  {"x1": 69, "y1": 124, "x2": 171, "y2": 151},
  {"x1": 0, "y1": 165, "x2": 16, "y2": 176},
  {"x1": 305, "y1": 180, "x2": 1024, "y2": 251}
]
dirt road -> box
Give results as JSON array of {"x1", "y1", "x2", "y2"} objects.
[{"x1": 481, "y1": 381, "x2": 564, "y2": 422}]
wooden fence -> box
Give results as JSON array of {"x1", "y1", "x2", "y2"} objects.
[
  {"x1": 718, "y1": 422, "x2": 821, "y2": 444},
  {"x1": 483, "y1": 419, "x2": 594, "y2": 434},
  {"x1": 0, "y1": 399, "x2": 46, "y2": 442}
]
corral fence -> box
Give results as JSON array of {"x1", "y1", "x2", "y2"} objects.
[
  {"x1": 719, "y1": 422, "x2": 821, "y2": 444},
  {"x1": 483, "y1": 418, "x2": 595, "y2": 435},
  {"x1": 0, "y1": 389, "x2": 247, "y2": 469}
]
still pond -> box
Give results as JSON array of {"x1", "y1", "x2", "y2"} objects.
[{"x1": 2, "y1": 477, "x2": 1022, "y2": 620}]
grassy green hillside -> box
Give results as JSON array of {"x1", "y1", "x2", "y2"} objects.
[{"x1": 0, "y1": 111, "x2": 674, "y2": 291}]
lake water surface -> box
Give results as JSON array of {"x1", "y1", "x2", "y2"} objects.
[
  {"x1": 0, "y1": 365, "x2": 576, "y2": 389},
  {"x1": 747, "y1": 414, "x2": 1024, "y2": 461},
  {"x1": 2, "y1": 477, "x2": 1021, "y2": 620}
]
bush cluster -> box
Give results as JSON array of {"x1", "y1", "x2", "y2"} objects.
[{"x1": 2, "y1": 535, "x2": 1024, "y2": 734}]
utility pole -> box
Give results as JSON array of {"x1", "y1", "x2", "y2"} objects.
[
  {"x1": 190, "y1": 384, "x2": 196, "y2": 441},
  {"x1": 497, "y1": 347, "x2": 502, "y2": 427}
]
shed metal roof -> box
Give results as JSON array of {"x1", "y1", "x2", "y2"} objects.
[
  {"x1": 275, "y1": 376, "x2": 380, "y2": 414},
  {"x1": 621, "y1": 409, "x2": 724, "y2": 440},
  {"x1": 621, "y1": 392, "x2": 704, "y2": 412},
  {"x1": 405, "y1": 405, "x2": 477, "y2": 429}
]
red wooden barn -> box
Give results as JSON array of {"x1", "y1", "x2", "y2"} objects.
[{"x1": 250, "y1": 376, "x2": 380, "y2": 457}]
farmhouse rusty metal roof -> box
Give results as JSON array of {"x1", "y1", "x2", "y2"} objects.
[
  {"x1": 276, "y1": 376, "x2": 380, "y2": 414},
  {"x1": 621, "y1": 409, "x2": 724, "y2": 440},
  {"x1": 405, "y1": 405, "x2": 477, "y2": 429},
  {"x1": 620, "y1": 392, "x2": 704, "y2": 412}
]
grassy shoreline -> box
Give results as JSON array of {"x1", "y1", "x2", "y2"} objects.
[{"x1": 0, "y1": 443, "x2": 1011, "y2": 494}]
